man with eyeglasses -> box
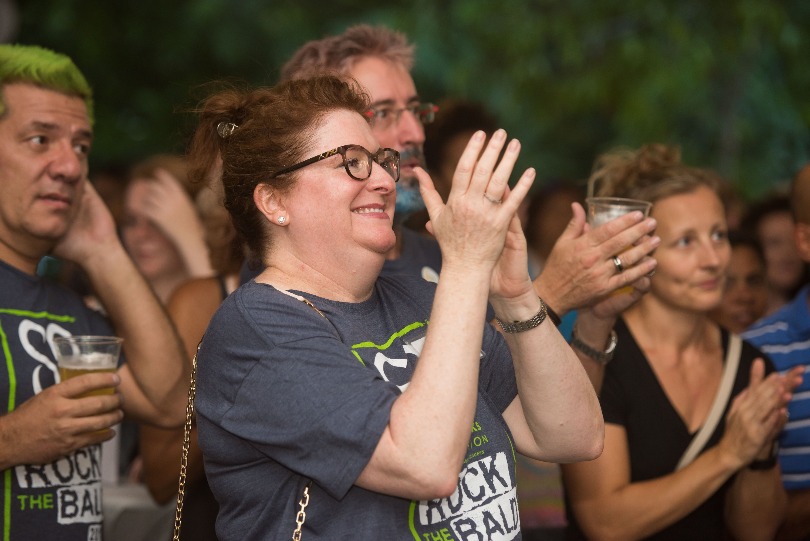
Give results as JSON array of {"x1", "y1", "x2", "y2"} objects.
[{"x1": 280, "y1": 25, "x2": 659, "y2": 345}]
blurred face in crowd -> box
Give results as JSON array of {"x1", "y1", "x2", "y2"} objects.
[
  {"x1": 648, "y1": 186, "x2": 731, "y2": 313},
  {"x1": 348, "y1": 56, "x2": 426, "y2": 221},
  {"x1": 0, "y1": 83, "x2": 91, "y2": 268},
  {"x1": 757, "y1": 210, "x2": 805, "y2": 294},
  {"x1": 121, "y1": 178, "x2": 185, "y2": 282},
  {"x1": 709, "y1": 243, "x2": 768, "y2": 332}
]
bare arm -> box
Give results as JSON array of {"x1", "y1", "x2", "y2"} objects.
[
  {"x1": 563, "y1": 362, "x2": 795, "y2": 541},
  {"x1": 563, "y1": 424, "x2": 744, "y2": 541},
  {"x1": 486, "y1": 180, "x2": 605, "y2": 461},
  {"x1": 139, "y1": 277, "x2": 221, "y2": 502},
  {"x1": 776, "y1": 488, "x2": 810, "y2": 541},
  {"x1": 53, "y1": 182, "x2": 188, "y2": 427},
  {"x1": 354, "y1": 130, "x2": 535, "y2": 500},
  {"x1": 568, "y1": 283, "x2": 654, "y2": 392},
  {"x1": 725, "y1": 465, "x2": 786, "y2": 541},
  {"x1": 498, "y1": 292, "x2": 604, "y2": 463}
]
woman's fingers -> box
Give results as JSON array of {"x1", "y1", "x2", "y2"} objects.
[
  {"x1": 451, "y1": 129, "x2": 526, "y2": 205},
  {"x1": 414, "y1": 166, "x2": 443, "y2": 221},
  {"x1": 471, "y1": 129, "x2": 508, "y2": 197},
  {"x1": 449, "y1": 130, "x2": 488, "y2": 198}
]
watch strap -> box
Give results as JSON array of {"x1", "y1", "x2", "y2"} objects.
[
  {"x1": 570, "y1": 326, "x2": 617, "y2": 365},
  {"x1": 495, "y1": 298, "x2": 548, "y2": 334}
]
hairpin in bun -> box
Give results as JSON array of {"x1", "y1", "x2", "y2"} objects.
[{"x1": 217, "y1": 121, "x2": 239, "y2": 139}]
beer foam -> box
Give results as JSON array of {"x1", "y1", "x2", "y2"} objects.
[{"x1": 58, "y1": 352, "x2": 117, "y2": 370}]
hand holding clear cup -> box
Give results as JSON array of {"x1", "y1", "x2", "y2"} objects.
[{"x1": 586, "y1": 197, "x2": 653, "y2": 296}]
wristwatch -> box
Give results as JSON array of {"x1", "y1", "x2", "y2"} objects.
[
  {"x1": 494, "y1": 297, "x2": 548, "y2": 334},
  {"x1": 570, "y1": 327, "x2": 618, "y2": 365},
  {"x1": 749, "y1": 441, "x2": 779, "y2": 470}
]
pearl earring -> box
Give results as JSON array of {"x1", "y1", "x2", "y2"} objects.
[{"x1": 277, "y1": 216, "x2": 286, "y2": 224}]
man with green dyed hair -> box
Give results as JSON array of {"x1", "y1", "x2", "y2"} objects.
[
  {"x1": 0, "y1": 44, "x2": 93, "y2": 122},
  {"x1": 0, "y1": 44, "x2": 189, "y2": 540}
]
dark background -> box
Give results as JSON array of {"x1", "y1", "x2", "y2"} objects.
[{"x1": 4, "y1": 0, "x2": 809, "y2": 199}]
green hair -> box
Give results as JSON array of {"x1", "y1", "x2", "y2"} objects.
[{"x1": 0, "y1": 44, "x2": 94, "y2": 124}]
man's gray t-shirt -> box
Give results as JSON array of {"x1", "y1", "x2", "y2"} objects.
[
  {"x1": 0, "y1": 259, "x2": 115, "y2": 541},
  {"x1": 196, "y1": 275, "x2": 522, "y2": 540}
]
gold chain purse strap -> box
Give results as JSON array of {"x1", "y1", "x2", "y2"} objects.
[
  {"x1": 172, "y1": 289, "x2": 325, "y2": 540},
  {"x1": 172, "y1": 343, "x2": 199, "y2": 541}
]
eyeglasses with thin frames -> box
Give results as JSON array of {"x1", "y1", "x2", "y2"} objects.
[
  {"x1": 271, "y1": 145, "x2": 400, "y2": 182},
  {"x1": 363, "y1": 103, "x2": 438, "y2": 131}
]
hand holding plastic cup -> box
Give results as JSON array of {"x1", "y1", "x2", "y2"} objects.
[
  {"x1": 586, "y1": 197, "x2": 653, "y2": 295},
  {"x1": 54, "y1": 335, "x2": 122, "y2": 397}
]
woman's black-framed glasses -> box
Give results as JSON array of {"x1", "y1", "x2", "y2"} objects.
[{"x1": 271, "y1": 145, "x2": 400, "y2": 182}]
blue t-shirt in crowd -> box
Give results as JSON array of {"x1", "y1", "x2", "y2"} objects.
[{"x1": 742, "y1": 285, "x2": 810, "y2": 491}]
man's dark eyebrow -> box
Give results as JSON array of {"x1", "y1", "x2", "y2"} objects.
[{"x1": 28, "y1": 120, "x2": 59, "y2": 132}]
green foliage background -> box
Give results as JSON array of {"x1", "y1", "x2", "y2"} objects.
[{"x1": 12, "y1": 0, "x2": 810, "y2": 199}]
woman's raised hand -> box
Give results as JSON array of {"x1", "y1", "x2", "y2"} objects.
[
  {"x1": 415, "y1": 129, "x2": 535, "y2": 294},
  {"x1": 140, "y1": 169, "x2": 213, "y2": 277}
]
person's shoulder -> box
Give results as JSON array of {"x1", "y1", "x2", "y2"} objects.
[
  {"x1": 734, "y1": 332, "x2": 772, "y2": 369},
  {"x1": 171, "y1": 276, "x2": 224, "y2": 301},
  {"x1": 2, "y1": 260, "x2": 90, "y2": 310},
  {"x1": 167, "y1": 276, "x2": 225, "y2": 325},
  {"x1": 741, "y1": 289, "x2": 806, "y2": 344},
  {"x1": 220, "y1": 281, "x2": 334, "y2": 330}
]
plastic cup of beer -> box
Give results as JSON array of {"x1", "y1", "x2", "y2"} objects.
[
  {"x1": 586, "y1": 197, "x2": 653, "y2": 295},
  {"x1": 586, "y1": 197, "x2": 652, "y2": 227},
  {"x1": 54, "y1": 335, "x2": 122, "y2": 397}
]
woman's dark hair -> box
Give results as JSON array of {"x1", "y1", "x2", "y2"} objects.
[{"x1": 186, "y1": 76, "x2": 369, "y2": 261}]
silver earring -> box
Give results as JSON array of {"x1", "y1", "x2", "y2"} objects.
[{"x1": 277, "y1": 216, "x2": 286, "y2": 224}]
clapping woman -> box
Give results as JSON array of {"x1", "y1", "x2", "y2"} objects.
[
  {"x1": 186, "y1": 76, "x2": 604, "y2": 540},
  {"x1": 562, "y1": 144, "x2": 803, "y2": 540}
]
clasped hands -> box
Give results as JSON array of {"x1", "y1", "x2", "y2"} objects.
[{"x1": 722, "y1": 360, "x2": 803, "y2": 469}]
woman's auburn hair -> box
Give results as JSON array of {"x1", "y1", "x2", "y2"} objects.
[{"x1": 186, "y1": 75, "x2": 370, "y2": 261}]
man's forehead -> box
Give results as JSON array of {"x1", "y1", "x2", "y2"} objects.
[
  {"x1": 2, "y1": 83, "x2": 91, "y2": 133},
  {"x1": 347, "y1": 56, "x2": 418, "y2": 106}
]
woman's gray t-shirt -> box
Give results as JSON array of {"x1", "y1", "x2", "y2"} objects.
[{"x1": 196, "y1": 275, "x2": 522, "y2": 540}]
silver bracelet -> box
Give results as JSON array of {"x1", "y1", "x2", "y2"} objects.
[
  {"x1": 570, "y1": 326, "x2": 617, "y2": 365},
  {"x1": 494, "y1": 297, "x2": 548, "y2": 333}
]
